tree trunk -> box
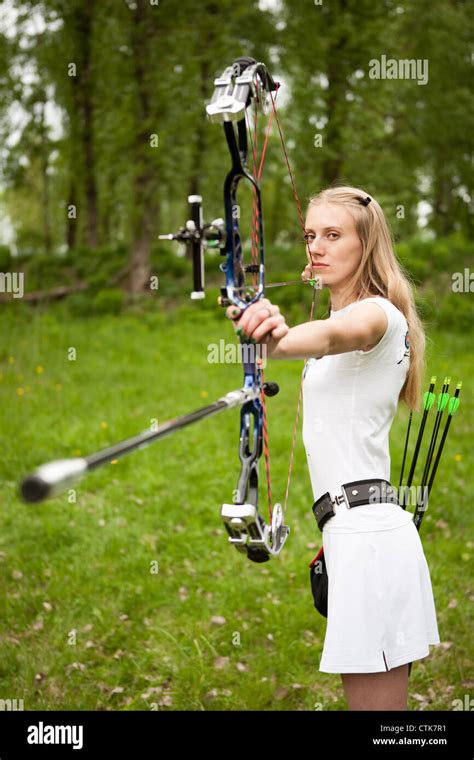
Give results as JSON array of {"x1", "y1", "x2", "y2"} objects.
[
  {"x1": 188, "y1": 57, "x2": 211, "y2": 197},
  {"x1": 69, "y1": 0, "x2": 99, "y2": 248},
  {"x1": 321, "y1": 33, "x2": 348, "y2": 184},
  {"x1": 39, "y1": 102, "x2": 52, "y2": 254},
  {"x1": 128, "y1": 0, "x2": 158, "y2": 295},
  {"x1": 66, "y1": 182, "x2": 77, "y2": 250}
]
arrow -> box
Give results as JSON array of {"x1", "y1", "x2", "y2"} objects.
[
  {"x1": 231, "y1": 277, "x2": 321, "y2": 292},
  {"x1": 398, "y1": 411, "x2": 413, "y2": 491},
  {"x1": 19, "y1": 385, "x2": 271, "y2": 504},
  {"x1": 400, "y1": 376, "x2": 436, "y2": 509}
]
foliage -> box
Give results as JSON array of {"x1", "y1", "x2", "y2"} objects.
[{"x1": 0, "y1": 0, "x2": 471, "y2": 276}]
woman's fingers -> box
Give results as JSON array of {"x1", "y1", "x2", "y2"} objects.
[
  {"x1": 225, "y1": 298, "x2": 288, "y2": 342},
  {"x1": 225, "y1": 304, "x2": 243, "y2": 320},
  {"x1": 251, "y1": 314, "x2": 288, "y2": 342},
  {"x1": 242, "y1": 301, "x2": 279, "y2": 337},
  {"x1": 226, "y1": 299, "x2": 273, "y2": 332}
]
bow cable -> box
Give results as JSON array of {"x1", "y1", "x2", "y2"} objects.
[{"x1": 245, "y1": 79, "x2": 319, "y2": 525}]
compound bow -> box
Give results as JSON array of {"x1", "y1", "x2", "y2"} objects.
[{"x1": 161, "y1": 56, "x2": 318, "y2": 561}]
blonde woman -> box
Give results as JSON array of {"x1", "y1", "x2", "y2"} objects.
[{"x1": 228, "y1": 186, "x2": 440, "y2": 711}]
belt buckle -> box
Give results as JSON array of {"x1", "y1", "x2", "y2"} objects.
[{"x1": 334, "y1": 484, "x2": 350, "y2": 510}]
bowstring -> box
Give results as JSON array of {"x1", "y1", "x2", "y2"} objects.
[{"x1": 267, "y1": 85, "x2": 318, "y2": 521}]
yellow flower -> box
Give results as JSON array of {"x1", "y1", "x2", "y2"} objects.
[
  {"x1": 36, "y1": 366, "x2": 44, "y2": 374},
  {"x1": 17, "y1": 387, "x2": 25, "y2": 396},
  {"x1": 100, "y1": 421, "x2": 108, "y2": 429},
  {"x1": 8, "y1": 357, "x2": 15, "y2": 365}
]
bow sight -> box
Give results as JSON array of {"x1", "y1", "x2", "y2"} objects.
[{"x1": 158, "y1": 195, "x2": 226, "y2": 300}]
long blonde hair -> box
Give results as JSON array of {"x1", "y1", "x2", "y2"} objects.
[{"x1": 307, "y1": 185, "x2": 425, "y2": 411}]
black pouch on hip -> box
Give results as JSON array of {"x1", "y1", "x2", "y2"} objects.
[{"x1": 309, "y1": 547, "x2": 328, "y2": 618}]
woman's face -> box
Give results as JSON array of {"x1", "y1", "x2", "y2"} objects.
[{"x1": 304, "y1": 201, "x2": 363, "y2": 292}]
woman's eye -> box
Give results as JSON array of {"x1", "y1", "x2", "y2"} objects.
[{"x1": 303, "y1": 232, "x2": 339, "y2": 243}]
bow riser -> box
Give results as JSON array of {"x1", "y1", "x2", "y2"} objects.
[{"x1": 223, "y1": 122, "x2": 265, "y2": 310}]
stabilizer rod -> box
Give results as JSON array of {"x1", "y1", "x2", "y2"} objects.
[{"x1": 20, "y1": 385, "x2": 272, "y2": 504}]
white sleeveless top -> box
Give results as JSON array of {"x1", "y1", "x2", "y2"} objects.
[{"x1": 302, "y1": 296, "x2": 414, "y2": 534}]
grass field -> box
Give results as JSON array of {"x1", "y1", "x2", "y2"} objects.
[{"x1": 0, "y1": 301, "x2": 471, "y2": 710}]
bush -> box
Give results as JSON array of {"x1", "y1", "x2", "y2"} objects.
[
  {"x1": 72, "y1": 244, "x2": 128, "y2": 279},
  {"x1": 151, "y1": 244, "x2": 192, "y2": 280},
  {"x1": 66, "y1": 292, "x2": 94, "y2": 317},
  {"x1": 66, "y1": 287, "x2": 124, "y2": 317},
  {"x1": 435, "y1": 292, "x2": 473, "y2": 331},
  {"x1": 396, "y1": 233, "x2": 473, "y2": 284},
  {"x1": 88, "y1": 272, "x2": 110, "y2": 294},
  {"x1": 23, "y1": 253, "x2": 67, "y2": 289},
  {"x1": 92, "y1": 288, "x2": 124, "y2": 315}
]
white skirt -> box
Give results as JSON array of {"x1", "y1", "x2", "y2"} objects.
[{"x1": 319, "y1": 520, "x2": 441, "y2": 673}]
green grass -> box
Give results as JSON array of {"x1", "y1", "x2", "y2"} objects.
[{"x1": 0, "y1": 301, "x2": 471, "y2": 711}]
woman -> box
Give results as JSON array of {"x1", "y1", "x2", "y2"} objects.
[{"x1": 228, "y1": 185, "x2": 440, "y2": 711}]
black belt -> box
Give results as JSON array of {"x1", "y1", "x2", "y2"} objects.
[{"x1": 312, "y1": 478, "x2": 399, "y2": 531}]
